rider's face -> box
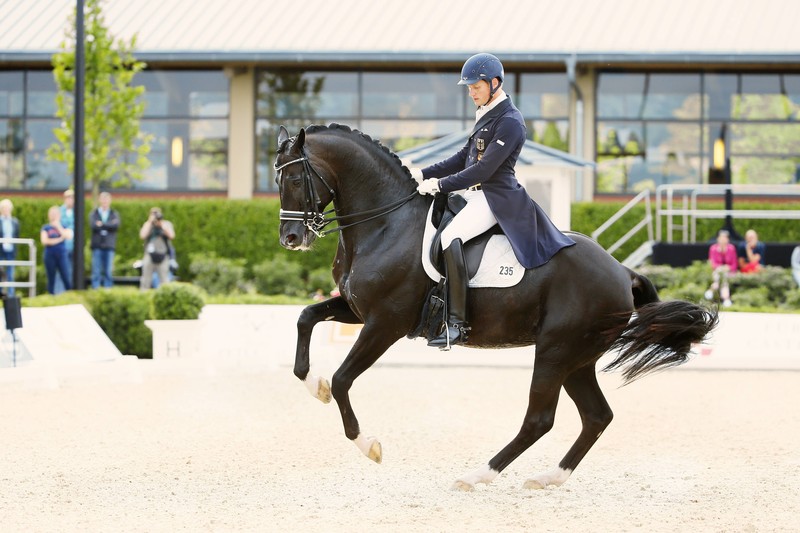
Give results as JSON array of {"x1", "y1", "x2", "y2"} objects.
[
  {"x1": 467, "y1": 78, "x2": 500, "y2": 106},
  {"x1": 467, "y1": 80, "x2": 491, "y2": 107}
]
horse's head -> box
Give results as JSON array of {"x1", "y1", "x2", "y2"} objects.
[{"x1": 274, "y1": 126, "x2": 335, "y2": 250}]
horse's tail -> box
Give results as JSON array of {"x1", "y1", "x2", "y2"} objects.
[{"x1": 601, "y1": 270, "x2": 719, "y2": 385}]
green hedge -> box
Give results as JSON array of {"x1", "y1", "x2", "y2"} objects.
[
  {"x1": 8, "y1": 196, "x2": 800, "y2": 293},
  {"x1": 8, "y1": 196, "x2": 339, "y2": 294},
  {"x1": 638, "y1": 261, "x2": 800, "y2": 311}
]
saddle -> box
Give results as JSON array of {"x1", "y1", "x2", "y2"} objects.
[
  {"x1": 428, "y1": 193, "x2": 504, "y2": 279},
  {"x1": 409, "y1": 193, "x2": 520, "y2": 341}
]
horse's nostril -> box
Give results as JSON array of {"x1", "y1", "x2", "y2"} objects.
[{"x1": 285, "y1": 233, "x2": 297, "y2": 244}]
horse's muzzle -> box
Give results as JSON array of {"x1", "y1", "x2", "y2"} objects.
[{"x1": 280, "y1": 223, "x2": 312, "y2": 251}]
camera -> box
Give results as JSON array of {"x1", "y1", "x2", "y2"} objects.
[{"x1": 153, "y1": 211, "x2": 163, "y2": 221}]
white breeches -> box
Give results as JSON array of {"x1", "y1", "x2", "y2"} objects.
[{"x1": 440, "y1": 189, "x2": 498, "y2": 250}]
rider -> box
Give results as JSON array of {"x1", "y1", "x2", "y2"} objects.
[{"x1": 410, "y1": 53, "x2": 575, "y2": 349}]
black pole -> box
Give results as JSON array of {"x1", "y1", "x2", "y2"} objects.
[{"x1": 73, "y1": 0, "x2": 86, "y2": 290}]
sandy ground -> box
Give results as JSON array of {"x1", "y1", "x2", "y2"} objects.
[{"x1": 1, "y1": 361, "x2": 798, "y2": 533}]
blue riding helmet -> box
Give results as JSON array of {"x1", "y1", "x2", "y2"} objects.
[{"x1": 458, "y1": 53, "x2": 505, "y2": 87}]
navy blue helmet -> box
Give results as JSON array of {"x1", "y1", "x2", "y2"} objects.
[{"x1": 458, "y1": 53, "x2": 505, "y2": 87}]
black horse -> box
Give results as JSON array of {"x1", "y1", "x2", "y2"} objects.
[{"x1": 275, "y1": 124, "x2": 717, "y2": 491}]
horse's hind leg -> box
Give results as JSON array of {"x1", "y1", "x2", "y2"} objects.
[
  {"x1": 453, "y1": 356, "x2": 566, "y2": 491},
  {"x1": 524, "y1": 364, "x2": 613, "y2": 489},
  {"x1": 294, "y1": 296, "x2": 361, "y2": 403}
]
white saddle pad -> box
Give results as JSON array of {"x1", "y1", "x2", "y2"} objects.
[{"x1": 421, "y1": 203, "x2": 525, "y2": 288}]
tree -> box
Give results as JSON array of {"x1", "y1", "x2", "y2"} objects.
[{"x1": 47, "y1": 0, "x2": 151, "y2": 198}]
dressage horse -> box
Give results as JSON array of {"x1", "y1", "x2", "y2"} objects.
[{"x1": 275, "y1": 124, "x2": 717, "y2": 491}]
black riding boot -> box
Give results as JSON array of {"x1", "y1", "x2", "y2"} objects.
[{"x1": 428, "y1": 239, "x2": 469, "y2": 349}]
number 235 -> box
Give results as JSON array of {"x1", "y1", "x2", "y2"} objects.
[{"x1": 499, "y1": 266, "x2": 514, "y2": 275}]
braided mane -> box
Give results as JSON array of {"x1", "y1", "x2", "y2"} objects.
[{"x1": 305, "y1": 123, "x2": 413, "y2": 179}]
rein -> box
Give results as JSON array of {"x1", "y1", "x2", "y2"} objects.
[{"x1": 275, "y1": 148, "x2": 417, "y2": 238}]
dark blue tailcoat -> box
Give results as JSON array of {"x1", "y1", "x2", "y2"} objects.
[{"x1": 421, "y1": 97, "x2": 575, "y2": 269}]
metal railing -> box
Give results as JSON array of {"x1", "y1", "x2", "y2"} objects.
[
  {"x1": 591, "y1": 189, "x2": 654, "y2": 255},
  {"x1": 0, "y1": 238, "x2": 37, "y2": 297},
  {"x1": 655, "y1": 184, "x2": 800, "y2": 243},
  {"x1": 592, "y1": 183, "x2": 800, "y2": 267}
]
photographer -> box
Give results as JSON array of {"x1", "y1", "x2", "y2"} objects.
[{"x1": 138, "y1": 207, "x2": 175, "y2": 290}]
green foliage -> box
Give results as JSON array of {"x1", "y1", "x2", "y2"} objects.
[
  {"x1": 307, "y1": 267, "x2": 335, "y2": 294},
  {"x1": 9, "y1": 197, "x2": 340, "y2": 293},
  {"x1": 151, "y1": 282, "x2": 206, "y2": 320},
  {"x1": 659, "y1": 282, "x2": 706, "y2": 304},
  {"x1": 783, "y1": 289, "x2": 800, "y2": 310},
  {"x1": 47, "y1": 0, "x2": 151, "y2": 196},
  {"x1": 635, "y1": 264, "x2": 683, "y2": 291},
  {"x1": 252, "y1": 255, "x2": 305, "y2": 296},
  {"x1": 188, "y1": 253, "x2": 247, "y2": 295},
  {"x1": 729, "y1": 287, "x2": 771, "y2": 308},
  {"x1": 83, "y1": 288, "x2": 152, "y2": 357},
  {"x1": 22, "y1": 291, "x2": 89, "y2": 308},
  {"x1": 638, "y1": 261, "x2": 799, "y2": 312}
]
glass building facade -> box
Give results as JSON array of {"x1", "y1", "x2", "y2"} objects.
[
  {"x1": 596, "y1": 71, "x2": 800, "y2": 193},
  {"x1": 255, "y1": 70, "x2": 570, "y2": 192},
  {"x1": 4, "y1": 66, "x2": 800, "y2": 195},
  {"x1": 0, "y1": 69, "x2": 229, "y2": 192}
]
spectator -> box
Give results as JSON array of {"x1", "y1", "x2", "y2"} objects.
[
  {"x1": 89, "y1": 191, "x2": 121, "y2": 288},
  {"x1": 0, "y1": 198, "x2": 20, "y2": 296},
  {"x1": 138, "y1": 207, "x2": 175, "y2": 290},
  {"x1": 792, "y1": 245, "x2": 800, "y2": 288},
  {"x1": 54, "y1": 189, "x2": 75, "y2": 294},
  {"x1": 705, "y1": 229, "x2": 737, "y2": 308},
  {"x1": 738, "y1": 229, "x2": 765, "y2": 274},
  {"x1": 40, "y1": 206, "x2": 72, "y2": 295}
]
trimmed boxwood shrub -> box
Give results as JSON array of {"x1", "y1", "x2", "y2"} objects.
[
  {"x1": 83, "y1": 288, "x2": 153, "y2": 358},
  {"x1": 188, "y1": 253, "x2": 247, "y2": 295},
  {"x1": 151, "y1": 282, "x2": 206, "y2": 320},
  {"x1": 252, "y1": 255, "x2": 305, "y2": 296}
]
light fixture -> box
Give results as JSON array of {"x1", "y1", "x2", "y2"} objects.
[
  {"x1": 712, "y1": 137, "x2": 725, "y2": 170},
  {"x1": 171, "y1": 136, "x2": 184, "y2": 167}
]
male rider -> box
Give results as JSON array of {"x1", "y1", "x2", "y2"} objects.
[{"x1": 409, "y1": 53, "x2": 574, "y2": 349}]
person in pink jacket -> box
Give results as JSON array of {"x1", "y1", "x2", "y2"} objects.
[{"x1": 705, "y1": 230, "x2": 737, "y2": 307}]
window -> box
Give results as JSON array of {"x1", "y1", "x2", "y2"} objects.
[
  {"x1": 255, "y1": 70, "x2": 473, "y2": 192},
  {"x1": 519, "y1": 73, "x2": 570, "y2": 152},
  {"x1": 135, "y1": 70, "x2": 230, "y2": 191},
  {"x1": 596, "y1": 72, "x2": 800, "y2": 193},
  {"x1": 0, "y1": 72, "x2": 25, "y2": 188}
]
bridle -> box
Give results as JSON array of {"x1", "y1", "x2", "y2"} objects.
[{"x1": 275, "y1": 145, "x2": 417, "y2": 238}]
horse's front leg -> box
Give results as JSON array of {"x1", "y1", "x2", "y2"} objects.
[
  {"x1": 294, "y1": 296, "x2": 361, "y2": 404},
  {"x1": 331, "y1": 323, "x2": 403, "y2": 464}
]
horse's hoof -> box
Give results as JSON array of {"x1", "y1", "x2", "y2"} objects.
[
  {"x1": 522, "y1": 478, "x2": 547, "y2": 490},
  {"x1": 451, "y1": 480, "x2": 474, "y2": 492},
  {"x1": 354, "y1": 434, "x2": 382, "y2": 464},
  {"x1": 316, "y1": 378, "x2": 332, "y2": 404},
  {"x1": 304, "y1": 375, "x2": 332, "y2": 404},
  {"x1": 523, "y1": 467, "x2": 571, "y2": 490},
  {"x1": 367, "y1": 439, "x2": 382, "y2": 464}
]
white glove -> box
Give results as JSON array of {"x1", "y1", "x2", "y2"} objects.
[
  {"x1": 408, "y1": 167, "x2": 423, "y2": 184},
  {"x1": 417, "y1": 178, "x2": 440, "y2": 196}
]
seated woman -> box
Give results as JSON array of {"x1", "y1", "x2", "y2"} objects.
[{"x1": 705, "y1": 229, "x2": 737, "y2": 308}]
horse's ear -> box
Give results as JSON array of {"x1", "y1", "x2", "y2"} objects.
[
  {"x1": 277, "y1": 125, "x2": 289, "y2": 145},
  {"x1": 295, "y1": 128, "x2": 306, "y2": 149}
]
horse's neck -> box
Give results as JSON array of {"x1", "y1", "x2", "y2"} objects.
[{"x1": 320, "y1": 141, "x2": 427, "y2": 256}]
